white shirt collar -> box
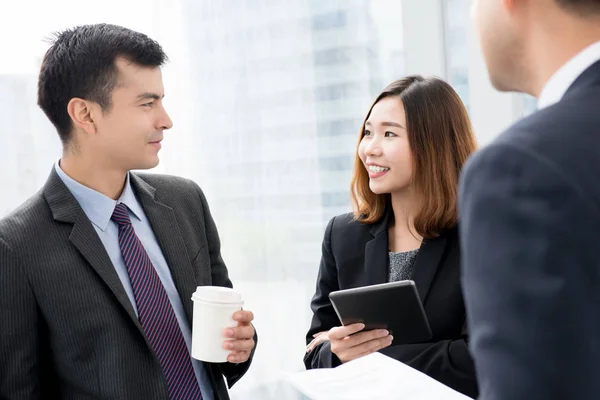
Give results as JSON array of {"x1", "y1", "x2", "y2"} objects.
[{"x1": 538, "y1": 41, "x2": 600, "y2": 110}]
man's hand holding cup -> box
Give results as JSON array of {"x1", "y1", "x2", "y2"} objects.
[{"x1": 223, "y1": 310, "x2": 255, "y2": 363}]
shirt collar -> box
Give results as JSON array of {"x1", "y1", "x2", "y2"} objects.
[
  {"x1": 54, "y1": 160, "x2": 143, "y2": 231},
  {"x1": 538, "y1": 41, "x2": 600, "y2": 110}
]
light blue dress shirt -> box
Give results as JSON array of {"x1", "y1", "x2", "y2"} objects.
[{"x1": 55, "y1": 162, "x2": 215, "y2": 400}]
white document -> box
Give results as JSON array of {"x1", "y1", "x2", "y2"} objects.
[{"x1": 285, "y1": 352, "x2": 474, "y2": 400}]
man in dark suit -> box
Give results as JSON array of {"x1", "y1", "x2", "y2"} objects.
[
  {"x1": 459, "y1": 1, "x2": 600, "y2": 399},
  {"x1": 0, "y1": 24, "x2": 256, "y2": 400}
]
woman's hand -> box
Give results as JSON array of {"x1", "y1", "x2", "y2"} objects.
[
  {"x1": 328, "y1": 323, "x2": 393, "y2": 363},
  {"x1": 306, "y1": 331, "x2": 330, "y2": 353}
]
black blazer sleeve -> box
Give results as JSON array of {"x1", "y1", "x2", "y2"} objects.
[
  {"x1": 459, "y1": 143, "x2": 600, "y2": 400},
  {"x1": 0, "y1": 236, "x2": 42, "y2": 399},
  {"x1": 193, "y1": 183, "x2": 257, "y2": 388},
  {"x1": 304, "y1": 216, "x2": 343, "y2": 369}
]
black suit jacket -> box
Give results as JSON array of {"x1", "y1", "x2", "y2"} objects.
[
  {"x1": 304, "y1": 211, "x2": 478, "y2": 398},
  {"x1": 459, "y1": 60, "x2": 600, "y2": 400},
  {"x1": 0, "y1": 169, "x2": 255, "y2": 400}
]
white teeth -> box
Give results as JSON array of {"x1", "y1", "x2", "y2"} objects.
[{"x1": 368, "y1": 165, "x2": 390, "y2": 173}]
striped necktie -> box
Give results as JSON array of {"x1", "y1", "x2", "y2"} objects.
[{"x1": 111, "y1": 203, "x2": 203, "y2": 399}]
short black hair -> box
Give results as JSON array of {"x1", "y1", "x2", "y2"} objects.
[
  {"x1": 554, "y1": 0, "x2": 600, "y2": 15},
  {"x1": 37, "y1": 23, "x2": 168, "y2": 144}
]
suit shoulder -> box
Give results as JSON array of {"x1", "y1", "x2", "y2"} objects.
[
  {"x1": 0, "y1": 191, "x2": 47, "y2": 244},
  {"x1": 133, "y1": 172, "x2": 200, "y2": 192},
  {"x1": 131, "y1": 173, "x2": 214, "y2": 218},
  {"x1": 322, "y1": 212, "x2": 372, "y2": 259},
  {"x1": 462, "y1": 133, "x2": 541, "y2": 182},
  {"x1": 492, "y1": 95, "x2": 599, "y2": 161},
  {"x1": 463, "y1": 111, "x2": 589, "y2": 189},
  {"x1": 328, "y1": 212, "x2": 372, "y2": 237},
  {"x1": 133, "y1": 173, "x2": 209, "y2": 206}
]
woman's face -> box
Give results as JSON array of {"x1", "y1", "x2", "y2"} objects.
[{"x1": 358, "y1": 96, "x2": 413, "y2": 195}]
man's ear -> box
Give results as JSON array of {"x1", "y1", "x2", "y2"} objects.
[
  {"x1": 502, "y1": 0, "x2": 521, "y2": 15},
  {"x1": 67, "y1": 97, "x2": 98, "y2": 136}
]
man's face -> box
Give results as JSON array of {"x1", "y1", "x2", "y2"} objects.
[
  {"x1": 472, "y1": 0, "x2": 525, "y2": 92},
  {"x1": 90, "y1": 57, "x2": 173, "y2": 172}
]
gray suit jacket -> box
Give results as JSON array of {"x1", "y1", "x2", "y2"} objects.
[
  {"x1": 0, "y1": 169, "x2": 255, "y2": 400},
  {"x1": 459, "y1": 60, "x2": 600, "y2": 399}
]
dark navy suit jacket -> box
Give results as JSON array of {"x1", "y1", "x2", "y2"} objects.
[{"x1": 459, "y1": 60, "x2": 600, "y2": 399}]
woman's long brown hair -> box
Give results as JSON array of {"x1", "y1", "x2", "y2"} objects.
[{"x1": 350, "y1": 76, "x2": 477, "y2": 238}]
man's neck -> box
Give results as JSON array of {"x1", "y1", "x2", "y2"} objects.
[
  {"x1": 527, "y1": 19, "x2": 600, "y2": 97},
  {"x1": 60, "y1": 154, "x2": 127, "y2": 200}
]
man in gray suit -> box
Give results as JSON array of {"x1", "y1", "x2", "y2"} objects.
[
  {"x1": 460, "y1": 0, "x2": 600, "y2": 399},
  {"x1": 0, "y1": 24, "x2": 256, "y2": 400}
]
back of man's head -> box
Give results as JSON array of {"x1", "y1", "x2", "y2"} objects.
[
  {"x1": 37, "y1": 23, "x2": 167, "y2": 145},
  {"x1": 473, "y1": 0, "x2": 600, "y2": 95},
  {"x1": 555, "y1": 0, "x2": 600, "y2": 16}
]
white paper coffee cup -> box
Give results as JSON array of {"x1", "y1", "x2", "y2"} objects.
[{"x1": 190, "y1": 286, "x2": 244, "y2": 363}]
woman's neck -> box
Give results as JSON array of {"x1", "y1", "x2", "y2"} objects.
[{"x1": 388, "y1": 191, "x2": 423, "y2": 253}]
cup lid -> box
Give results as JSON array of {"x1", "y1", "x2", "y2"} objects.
[{"x1": 191, "y1": 286, "x2": 243, "y2": 304}]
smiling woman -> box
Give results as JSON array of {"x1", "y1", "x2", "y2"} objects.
[
  {"x1": 304, "y1": 76, "x2": 480, "y2": 398},
  {"x1": 352, "y1": 76, "x2": 476, "y2": 235}
]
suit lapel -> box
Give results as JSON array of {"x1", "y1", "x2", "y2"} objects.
[
  {"x1": 130, "y1": 174, "x2": 197, "y2": 325},
  {"x1": 363, "y1": 210, "x2": 391, "y2": 286},
  {"x1": 69, "y1": 214, "x2": 143, "y2": 332},
  {"x1": 362, "y1": 204, "x2": 449, "y2": 304},
  {"x1": 411, "y1": 234, "x2": 447, "y2": 303},
  {"x1": 44, "y1": 169, "x2": 144, "y2": 334}
]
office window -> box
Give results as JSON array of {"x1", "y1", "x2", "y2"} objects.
[
  {"x1": 1, "y1": 0, "x2": 404, "y2": 395},
  {"x1": 311, "y1": 10, "x2": 348, "y2": 31}
]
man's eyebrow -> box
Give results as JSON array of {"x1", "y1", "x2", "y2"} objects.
[{"x1": 136, "y1": 92, "x2": 164, "y2": 101}]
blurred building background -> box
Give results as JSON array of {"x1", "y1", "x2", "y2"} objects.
[{"x1": 0, "y1": 0, "x2": 540, "y2": 396}]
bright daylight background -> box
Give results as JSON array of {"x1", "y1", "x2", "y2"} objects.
[{"x1": 0, "y1": 0, "x2": 537, "y2": 397}]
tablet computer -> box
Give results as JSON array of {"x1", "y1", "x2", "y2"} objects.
[{"x1": 328, "y1": 280, "x2": 432, "y2": 346}]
